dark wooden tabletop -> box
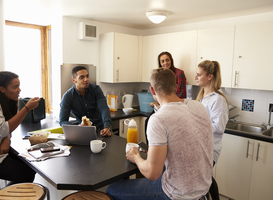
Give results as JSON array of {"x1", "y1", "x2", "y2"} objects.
[{"x1": 10, "y1": 118, "x2": 146, "y2": 190}]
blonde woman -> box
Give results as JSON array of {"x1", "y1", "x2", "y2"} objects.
[{"x1": 195, "y1": 60, "x2": 229, "y2": 200}]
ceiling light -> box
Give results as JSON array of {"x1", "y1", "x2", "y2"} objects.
[{"x1": 146, "y1": 11, "x2": 169, "y2": 24}]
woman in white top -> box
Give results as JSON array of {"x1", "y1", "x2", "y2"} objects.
[
  {"x1": 0, "y1": 71, "x2": 40, "y2": 185},
  {"x1": 195, "y1": 60, "x2": 229, "y2": 200}
]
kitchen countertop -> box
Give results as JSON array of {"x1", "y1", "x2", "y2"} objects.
[
  {"x1": 225, "y1": 128, "x2": 273, "y2": 143},
  {"x1": 110, "y1": 107, "x2": 152, "y2": 121},
  {"x1": 112, "y1": 109, "x2": 273, "y2": 144}
]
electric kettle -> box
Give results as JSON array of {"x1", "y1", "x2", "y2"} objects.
[{"x1": 122, "y1": 94, "x2": 134, "y2": 108}]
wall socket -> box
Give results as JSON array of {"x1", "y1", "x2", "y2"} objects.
[{"x1": 269, "y1": 104, "x2": 273, "y2": 112}]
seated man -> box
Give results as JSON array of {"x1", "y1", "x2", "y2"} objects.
[
  {"x1": 106, "y1": 68, "x2": 213, "y2": 200},
  {"x1": 59, "y1": 66, "x2": 111, "y2": 136}
]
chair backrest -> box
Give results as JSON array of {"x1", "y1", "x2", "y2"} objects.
[
  {"x1": 0, "y1": 183, "x2": 47, "y2": 200},
  {"x1": 62, "y1": 191, "x2": 113, "y2": 200}
]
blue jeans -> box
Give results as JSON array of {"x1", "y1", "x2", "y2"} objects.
[{"x1": 106, "y1": 174, "x2": 171, "y2": 200}]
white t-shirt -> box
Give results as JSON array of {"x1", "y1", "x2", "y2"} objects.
[
  {"x1": 147, "y1": 99, "x2": 213, "y2": 200},
  {"x1": 200, "y1": 92, "x2": 229, "y2": 163},
  {"x1": 0, "y1": 105, "x2": 10, "y2": 163}
]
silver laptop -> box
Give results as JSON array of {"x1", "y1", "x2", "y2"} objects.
[{"x1": 62, "y1": 125, "x2": 97, "y2": 145}]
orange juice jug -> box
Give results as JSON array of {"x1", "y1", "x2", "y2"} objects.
[{"x1": 125, "y1": 119, "x2": 138, "y2": 143}]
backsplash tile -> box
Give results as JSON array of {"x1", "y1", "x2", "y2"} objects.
[
  {"x1": 242, "y1": 99, "x2": 254, "y2": 112},
  {"x1": 222, "y1": 88, "x2": 273, "y2": 124}
]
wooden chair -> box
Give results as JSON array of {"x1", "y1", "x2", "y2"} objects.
[
  {"x1": 0, "y1": 183, "x2": 49, "y2": 200},
  {"x1": 62, "y1": 191, "x2": 113, "y2": 200}
]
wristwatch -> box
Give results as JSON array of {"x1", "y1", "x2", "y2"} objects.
[{"x1": 104, "y1": 126, "x2": 111, "y2": 130}]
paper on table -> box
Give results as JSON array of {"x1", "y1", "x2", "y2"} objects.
[
  {"x1": 19, "y1": 142, "x2": 71, "y2": 162},
  {"x1": 28, "y1": 126, "x2": 63, "y2": 135},
  {"x1": 47, "y1": 133, "x2": 65, "y2": 140}
]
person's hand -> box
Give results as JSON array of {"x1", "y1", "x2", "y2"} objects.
[
  {"x1": 100, "y1": 128, "x2": 111, "y2": 137},
  {"x1": 126, "y1": 146, "x2": 139, "y2": 163},
  {"x1": 0, "y1": 136, "x2": 10, "y2": 155},
  {"x1": 25, "y1": 97, "x2": 41, "y2": 111},
  {"x1": 150, "y1": 102, "x2": 159, "y2": 108}
]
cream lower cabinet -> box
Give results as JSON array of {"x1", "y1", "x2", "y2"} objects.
[
  {"x1": 248, "y1": 140, "x2": 273, "y2": 200},
  {"x1": 119, "y1": 116, "x2": 147, "y2": 144},
  {"x1": 138, "y1": 117, "x2": 147, "y2": 144},
  {"x1": 216, "y1": 134, "x2": 273, "y2": 200},
  {"x1": 119, "y1": 117, "x2": 140, "y2": 140}
]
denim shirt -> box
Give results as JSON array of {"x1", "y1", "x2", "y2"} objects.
[{"x1": 59, "y1": 84, "x2": 111, "y2": 129}]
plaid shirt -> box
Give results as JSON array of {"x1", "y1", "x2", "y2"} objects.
[{"x1": 175, "y1": 68, "x2": 187, "y2": 99}]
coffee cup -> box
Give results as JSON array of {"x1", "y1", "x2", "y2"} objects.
[
  {"x1": 90, "y1": 140, "x2": 106, "y2": 153},
  {"x1": 125, "y1": 143, "x2": 139, "y2": 153}
]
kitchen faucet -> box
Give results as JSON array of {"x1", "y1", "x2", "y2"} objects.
[
  {"x1": 261, "y1": 106, "x2": 273, "y2": 129},
  {"x1": 229, "y1": 114, "x2": 239, "y2": 122}
]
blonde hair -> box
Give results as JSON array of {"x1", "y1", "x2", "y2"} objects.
[
  {"x1": 196, "y1": 60, "x2": 228, "y2": 103},
  {"x1": 150, "y1": 68, "x2": 176, "y2": 96}
]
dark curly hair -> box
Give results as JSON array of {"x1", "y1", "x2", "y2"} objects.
[{"x1": 0, "y1": 71, "x2": 19, "y2": 120}]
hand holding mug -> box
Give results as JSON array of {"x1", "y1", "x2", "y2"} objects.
[{"x1": 125, "y1": 143, "x2": 140, "y2": 163}]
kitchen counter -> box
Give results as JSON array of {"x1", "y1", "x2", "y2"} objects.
[
  {"x1": 110, "y1": 107, "x2": 151, "y2": 121},
  {"x1": 112, "y1": 109, "x2": 273, "y2": 144},
  {"x1": 225, "y1": 128, "x2": 273, "y2": 143}
]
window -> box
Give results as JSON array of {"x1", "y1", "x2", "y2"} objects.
[{"x1": 5, "y1": 21, "x2": 52, "y2": 113}]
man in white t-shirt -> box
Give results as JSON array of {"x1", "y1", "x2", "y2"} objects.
[{"x1": 107, "y1": 68, "x2": 213, "y2": 200}]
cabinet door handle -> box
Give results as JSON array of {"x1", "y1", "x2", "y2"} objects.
[
  {"x1": 246, "y1": 140, "x2": 250, "y2": 158},
  {"x1": 122, "y1": 120, "x2": 124, "y2": 135},
  {"x1": 234, "y1": 71, "x2": 239, "y2": 87},
  {"x1": 116, "y1": 69, "x2": 119, "y2": 82},
  {"x1": 256, "y1": 143, "x2": 260, "y2": 161}
]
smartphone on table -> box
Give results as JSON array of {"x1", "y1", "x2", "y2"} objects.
[{"x1": 40, "y1": 147, "x2": 60, "y2": 153}]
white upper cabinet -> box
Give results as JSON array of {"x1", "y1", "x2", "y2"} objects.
[
  {"x1": 166, "y1": 31, "x2": 197, "y2": 85},
  {"x1": 233, "y1": 21, "x2": 273, "y2": 90},
  {"x1": 197, "y1": 27, "x2": 235, "y2": 87},
  {"x1": 142, "y1": 34, "x2": 167, "y2": 82},
  {"x1": 100, "y1": 32, "x2": 139, "y2": 83},
  {"x1": 142, "y1": 31, "x2": 197, "y2": 84}
]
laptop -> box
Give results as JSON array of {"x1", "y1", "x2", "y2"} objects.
[{"x1": 62, "y1": 125, "x2": 97, "y2": 145}]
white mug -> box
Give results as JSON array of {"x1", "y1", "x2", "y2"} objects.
[
  {"x1": 125, "y1": 143, "x2": 139, "y2": 153},
  {"x1": 90, "y1": 140, "x2": 106, "y2": 153}
]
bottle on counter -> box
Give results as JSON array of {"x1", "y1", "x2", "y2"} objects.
[{"x1": 125, "y1": 119, "x2": 138, "y2": 143}]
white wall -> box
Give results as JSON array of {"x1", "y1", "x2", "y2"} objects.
[
  {"x1": 57, "y1": 17, "x2": 143, "y2": 116},
  {"x1": 51, "y1": 14, "x2": 64, "y2": 119},
  {"x1": 0, "y1": 0, "x2": 4, "y2": 70},
  {"x1": 62, "y1": 17, "x2": 141, "y2": 66},
  {"x1": 223, "y1": 88, "x2": 273, "y2": 125}
]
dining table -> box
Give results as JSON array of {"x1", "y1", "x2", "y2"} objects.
[{"x1": 10, "y1": 117, "x2": 146, "y2": 192}]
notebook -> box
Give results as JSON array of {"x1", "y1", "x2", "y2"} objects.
[{"x1": 62, "y1": 125, "x2": 97, "y2": 145}]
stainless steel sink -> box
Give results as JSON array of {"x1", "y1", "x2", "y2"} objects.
[
  {"x1": 262, "y1": 129, "x2": 273, "y2": 137},
  {"x1": 226, "y1": 122, "x2": 266, "y2": 133}
]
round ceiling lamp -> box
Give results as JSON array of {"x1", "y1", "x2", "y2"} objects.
[{"x1": 146, "y1": 11, "x2": 169, "y2": 24}]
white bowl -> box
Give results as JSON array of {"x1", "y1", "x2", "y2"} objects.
[{"x1": 123, "y1": 107, "x2": 133, "y2": 115}]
